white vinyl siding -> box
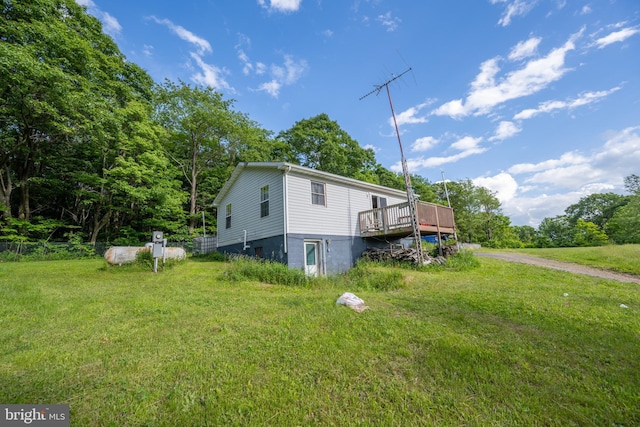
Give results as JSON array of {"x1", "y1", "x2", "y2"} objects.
[
  {"x1": 311, "y1": 181, "x2": 326, "y2": 206},
  {"x1": 286, "y1": 172, "x2": 406, "y2": 236},
  {"x1": 216, "y1": 168, "x2": 284, "y2": 247}
]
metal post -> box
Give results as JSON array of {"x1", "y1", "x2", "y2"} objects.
[
  {"x1": 441, "y1": 170, "x2": 459, "y2": 248},
  {"x1": 385, "y1": 83, "x2": 424, "y2": 264},
  {"x1": 360, "y1": 68, "x2": 424, "y2": 265}
]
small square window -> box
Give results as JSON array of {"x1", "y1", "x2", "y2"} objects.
[{"x1": 311, "y1": 182, "x2": 326, "y2": 206}]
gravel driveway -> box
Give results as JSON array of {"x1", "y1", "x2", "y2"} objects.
[{"x1": 475, "y1": 251, "x2": 640, "y2": 285}]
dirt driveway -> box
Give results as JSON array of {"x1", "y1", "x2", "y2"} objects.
[{"x1": 475, "y1": 251, "x2": 640, "y2": 285}]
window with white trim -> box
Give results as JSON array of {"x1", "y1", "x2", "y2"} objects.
[
  {"x1": 311, "y1": 182, "x2": 326, "y2": 206},
  {"x1": 260, "y1": 185, "x2": 269, "y2": 217},
  {"x1": 225, "y1": 203, "x2": 232, "y2": 229}
]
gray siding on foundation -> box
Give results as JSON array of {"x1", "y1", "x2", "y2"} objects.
[
  {"x1": 217, "y1": 235, "x2": 287, "y2": 264},
  {"x1": 287, "y1": 233, "x2": 368, "y2": 275},
  {"x1": 219, "y1": 232, "x2": 407, "y2": 276}
]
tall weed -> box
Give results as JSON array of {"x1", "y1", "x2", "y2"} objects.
[{"x1": 224, "y1": 256, "x2": 309, "y2": 287}]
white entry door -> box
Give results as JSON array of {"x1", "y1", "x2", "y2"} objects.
[{"x1": 304, "y1": 241, "x2": 320, "y2": 277}]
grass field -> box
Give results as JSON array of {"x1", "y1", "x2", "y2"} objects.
[
  {"x1": 479, "y1": 244, "x2": 640, "y2": 276},
  {"x1": 1, "y1": 255, "x2": 639, "y2": 426}
]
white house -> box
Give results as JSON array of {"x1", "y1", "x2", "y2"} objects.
[{"x1": 213, "y1": 162, "x2": 455, "y2": 276}]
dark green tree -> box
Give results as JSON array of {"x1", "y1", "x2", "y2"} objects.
[
  {"x1": 433, "y1": 179, "x2": 503, "y2": 245},
  {"x1": 536, "y1": 216, "x2": 574, "y2": 247},
  {"x1": 0, "y1": 0, "x2": 186, "y2": 243},
  {"x1": 564, "y1": 193, "x2": 628, "y2": 230},
  {"x1": 606, "y1": 174, "x2": 640, "y2": 244},
  {"x1": 512, "y1": 225, "x2": 538, "y2": 247},
  {"x1": 1, "y1": 0, "x2": 154, "y2": 221},
  {"x1": 276, "y1": 113, "x2": 376, "y2": 178},
  {"x1": 624, "y1": 174, "x2": 640, "y2": 195}
]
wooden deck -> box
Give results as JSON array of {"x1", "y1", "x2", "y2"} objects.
[{"x1": 358, "y1": 201, "x2": 456, "y2": 238}]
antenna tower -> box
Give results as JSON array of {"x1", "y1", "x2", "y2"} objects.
[{"x1": 360, "y1": 68, "x2": 424, "y2": 265}]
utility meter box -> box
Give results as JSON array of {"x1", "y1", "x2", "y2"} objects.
[{"x1": 152, "y1": 231, "x2": 164, "y2": 258}]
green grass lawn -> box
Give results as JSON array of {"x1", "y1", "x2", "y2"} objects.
[
  {"x1": 1, "y1": 257, "x2": 639, "y2": 426},
  {"x1": 479, "y1": 244, "x2": 640, "y2": 276}
]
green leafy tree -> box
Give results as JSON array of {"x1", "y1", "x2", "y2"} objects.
[
  {"x1": 606, "y1": 198, "x2": 640, "y2": 244},
  {"x1": 606, "y1": 174, "x2": 640, "y2": 244},
  {"x1": 0, "y1": 0, "x2": 186, "y2": 243},
  {"x1": 573, "y1": 219, "x2": 609, "y2": 246},
  {"x1": 512, "y1": 225, "x2": 538, "y2": 247},
  {"x1": 0, "y1": 0, "x2": 152, "y2": 221},
  {"x1": 624, "y1": 174, "x2": 640, "y2": 195},
  {"x1": 434, "y1": 179, "x2": 503, "y2": 245},
  {"x1": 536, "y1": 216, "x2": 574, "y2": 247},
  {"x1": 276, "y1": 113, "x2": 376, "y2": 179},
  {"x1": 153, "y1": 80, "x2": 273, "y2": 235},
  {"x1": 564, "y1": 193, "x2": 627, "y2": 230}
]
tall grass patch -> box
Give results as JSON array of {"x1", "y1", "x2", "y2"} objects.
[
  {"x1": 224, "y1": 255, "x2": 309, "y2": 286},
  {"x1": 341, "y1": 260, "x2": 405, "y2": 291}
]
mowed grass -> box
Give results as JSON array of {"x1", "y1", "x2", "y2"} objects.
[
  {"x1": 1, "y1": 257, "x2": 639, "y2": 426},
  {"x1": 485, "y1": 244, "x2": 640, "y2": 276}
]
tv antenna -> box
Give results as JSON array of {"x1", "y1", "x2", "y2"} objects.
[{"x1": 360, "y1": 67, "x2": 424, "y2": 265}]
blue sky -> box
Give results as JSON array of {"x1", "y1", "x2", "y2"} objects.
[{"x1": 77, "y1": 0, "x2": 640, "y2": 226}]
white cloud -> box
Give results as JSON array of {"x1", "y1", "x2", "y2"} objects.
[
  {"x1": 363, "y1": 144, "x2": 380, "y2": 153},
  {"x1": 594, "y1": 27, "x2": 640, "y2": 49},
  {"x1": 411, "y1": 136, "x2": 438, "y2": 152},
  {"x1": 451, "y1": 136, "x2": 484, "y2": 151},
  {"x1": 503, "y1": 191, "x2": 583, "y2": 226},
  {"x1": 150, "y1": 17, "x2": 212, "y2": 55},
  {"x1": 508, "y1": 151, "x2": 587, "y2": 174},
  {"x1": 508, "y1": 37, "x2": 541, "y2": 61},
  {"x1": 431, "y1": 99, "x2": 466, "y2": 119},
  {"x1": 513, "y1": 86, "x2": 621, "y2": 120},
  {"x1": 496, "y1": 127, "x2": 640, "y2": 225},
  {"x1": 150, "y1": 16, "x2": 232, "y2": 90},
  {"x1": 490, "y1": 121, "x2": 522, "y2": 141},
  {"x1": 377, "y1": 11, "x2": 401, "y2": 32},
  {"x1": 391, "y1": 136, "x2": 486, "y2": 171},
  {"x1": 580, "y1": 5, "x2": 592, "y2": 15},
  {"x1": 322, "y1": 29, "x2": 334, "y2": 38},
  {"x1": 75, "y1": 0, "x2": 121, "y2": 36},
  {"x1": 238, "y1": 50, "x2": 253, "y2": 75},
  {"x1": 256, "y1": 55, "x2": 308, "y2": 97},
  {"x1": 393, "y1": 102, "x2": 430, "y2": 127},
  {"x1": 492, "y1": 0, "x2": 540, "y2": 27},
  {"x1": 190, "y1": 53, "x2": 232, "y2": 91},
  {"x1": 432, "y1": 29, "x2": 582, "y2": 118},
  {"x1": 473, "y1": 172, "x2": 519, "y2": 204},
  {"x1": 255, "y1": 62, "x2": 267, "y2": 75},
  {"x1": 142, "y1": 45, "x2": 153, "y2": 57},
  {"x1": 592, "y1": 126, "x2": 640, "y2": 171},
  {"x1": 257, "y1": 80, "x2": 282, "y2": 97},
  {"x1": 523, "y1": 163, "x2": 605, "y2": 188},
  {"x1": 258, "y1": 0, "x2": 302, "y2": 13},
  {"x1": 274, "y1": 55, "x2": 308, "y2": 84}
]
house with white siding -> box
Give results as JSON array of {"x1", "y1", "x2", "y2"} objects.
[{"x1": 213, "y1": 162, "x2": 455, "y2": 276}]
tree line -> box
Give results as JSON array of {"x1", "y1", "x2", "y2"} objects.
[{"x1": 1, "y1": 0, "x2": 638, "y2": 248}]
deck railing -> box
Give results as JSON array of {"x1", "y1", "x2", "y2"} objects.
[{"x1": 358, "y1": 201, "x2": 455, "y2": 238}]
